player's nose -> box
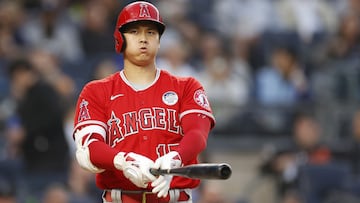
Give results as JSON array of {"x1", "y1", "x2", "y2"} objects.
[{"x1": 139, "y1": 32, "x2": 148, "y2": 44}]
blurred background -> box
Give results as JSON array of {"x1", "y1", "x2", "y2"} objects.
[{"x1": 0, "y1": 0, "x2": 360, "y2": 202}]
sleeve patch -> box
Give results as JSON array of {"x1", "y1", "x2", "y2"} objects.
[
  {"x1": 78, "y1": 99, "x2": 91, "y2": 122},
  {"x1": 193, "y1": 90, "x2": 211, "y2": 111}
]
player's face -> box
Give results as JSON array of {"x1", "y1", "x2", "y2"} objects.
[{"x1": 123, "y1": 21, "x2": 160, "y2": 66}]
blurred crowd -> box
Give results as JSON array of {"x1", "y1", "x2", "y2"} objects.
[{"x1": 0, "y1": 0, "x2": 359, "y2": 202}]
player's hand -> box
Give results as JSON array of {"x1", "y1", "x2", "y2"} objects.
[
  {"x1": 125, "y1": 152, "x2": 157, "y2": 183},
  {"x1": 151, "y1": 175, "x2": 172, "y2": 197},
  {"x1": 151, "y1": 151, "x2": 182, "y2": 197},
  {"x1": 114, "y1": 152, "x2": 156, "y2": 188}
]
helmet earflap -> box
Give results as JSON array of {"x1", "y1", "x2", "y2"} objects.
[
  {"x1": 113, "y1": 1, "x2": 165, "y2": 54},
  {"x1": 114, "y1": 31, "x2": 126, "y2": 53}
]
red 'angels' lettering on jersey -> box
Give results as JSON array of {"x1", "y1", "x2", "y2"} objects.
[
  {"x1": 123, "y1": 111, "x2": 139, "y2": 136},
  {"x1": 78, "y1": 99, "x2": 90, "y2": 122},
  {"x1": 167, "y1": 109, "x2": 178, "y2": 133},
  {"x1": 139, "y1": 3, "x2": 151, "y2": 18},
  {"x1": 139, "y1": 108, "x2": 152, "y2": 129},
  {"x1": 107, "y1": 111, "x2": 123, "y2": 146},
  {"x1": 153, "y1": 107, "x2": 166, "y2": 129},
  {"x1": 107, "y1": 107, "x2": 180, "y2": 146}
]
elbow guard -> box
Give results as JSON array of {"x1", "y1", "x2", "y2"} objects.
[{"x1": 74, "y1": 125, "x2": 106, "y2": 173}]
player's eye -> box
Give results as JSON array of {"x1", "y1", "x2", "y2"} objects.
[
  {"x1": 147, "y1": 30, "x2": 156, "y2": 35},
  {"x1": 126, "y1": 29, "x2": 138, "y2": 34}
]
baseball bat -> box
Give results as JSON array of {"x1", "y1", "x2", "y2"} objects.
[{"x1": 149, "y1": 163, "x2": 232, "y2": 180}]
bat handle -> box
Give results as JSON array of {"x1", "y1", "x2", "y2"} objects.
[
  {"x1": 150, "y1": 168, "x2": 171, "y2": 176},
  {"x1": 149, "y1": 168, "x2": 160, "y2": 176}
]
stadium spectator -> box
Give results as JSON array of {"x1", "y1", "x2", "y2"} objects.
[
  {"x1": 28, "y1": 49, "x2": 76, "y2": 106},
  {"x1": 90, "y1": 58, "x2": 118, "y2": 81},
  {"x1": 20, "y1": 1, "x2": 84, "y2": 62},
  {"x1": 6, "y1": 58, "x2": 70, "y2": 201},
  {"x1": 315, "y1": 10, "x2": 360, "y2": 64},
  {"x1": 157, "y1": 30, "x2": 199, "y2": 77},
  {"x1": 67, "y1": 159, "x2": 99, "y2": 203},
  {"x1": 41, "y1": 183, "x2": 69, "y2": 203},
  {"x1": 259, "y1": 111, "x2": 332, "y2": 202},
  {"x1": 79, "y1": 0, "x2": 114, "y2": 56},
  {"x1": 273, "y1": 0, "x2": 338, "y2": 44},
  {"x1": 0, "y1": 1, "x2": 26, "y2": 61},
  {"x1": 197, "y1": 32, "x2": 251, "y2": 128},
  {"x1": 254, "y1": 44, "x2": 310, "y2": 106},
  {"x1": 0, "y1": 177, "x2": 17, "y2": 203}
]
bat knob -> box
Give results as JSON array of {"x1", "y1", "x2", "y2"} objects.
[{"x1": 219, "y1": 163, "x2": 232, "y2": 179}]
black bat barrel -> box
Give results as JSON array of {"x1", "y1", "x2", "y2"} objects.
[{"x1": 150, "y1": 163, "x2": 232, "y2": 180}]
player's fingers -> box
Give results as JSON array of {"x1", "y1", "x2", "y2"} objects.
[
  {"x1": 157, "y1": 186, "x2": 169, "y2": 198},
  {"x1": 153, "y1": 181, "x2": 167, "y2": 197},
  {"x1": 153, "y1": 157, "x2": 163, "y2": 169},
  {"x1": 151, "y1": 175, "x2": 164, "y2": 188},
  {"x1": 143, "y1": 170, "x2": 157, "y2": 181}
]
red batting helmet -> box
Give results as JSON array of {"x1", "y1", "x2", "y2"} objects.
[{"x1": 114, "y1": 1, "x2": 165, "y2": 53}]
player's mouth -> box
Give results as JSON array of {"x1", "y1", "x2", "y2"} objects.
[{"x1": 140, "y1": 46, "x2": 147, "y2": 52}]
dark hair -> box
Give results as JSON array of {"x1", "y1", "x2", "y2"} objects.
[
  {"x1": 7, "y1": 58, "x2": 34, "y2": 80},
  {"x1": 272, "y1": 43, "x2": 299, "y2": 60}
]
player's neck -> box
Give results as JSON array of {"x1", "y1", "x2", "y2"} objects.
[{"x1": 123, "y1": 65, "x2": 157, "y2": 86}]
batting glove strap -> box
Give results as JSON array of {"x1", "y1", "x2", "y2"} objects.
[
  {"x1": 154, "y1": 151, "x2": 182, "y2": 170},
  {"x1": 123, "y1": 165, "x2": 149, "y2": 188},
  {"x1": 113, "y1": 152, "x2": 127, "y2": 170}
]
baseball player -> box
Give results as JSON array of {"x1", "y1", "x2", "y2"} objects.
[{"x1": 73, "y1": 1, "x2": 215, "y2": 203}]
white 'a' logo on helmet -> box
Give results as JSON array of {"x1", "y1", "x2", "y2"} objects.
[{"x1": 139, "y1": 4, "x2": 151, "y2": 18}]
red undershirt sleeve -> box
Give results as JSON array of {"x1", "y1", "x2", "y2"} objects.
[
  {"x1": 88, "y1": 135, "x2": 119, "y2": 171},
  {"x1": 177, "y1": 113, "x2": 211, "y2": 164}
]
